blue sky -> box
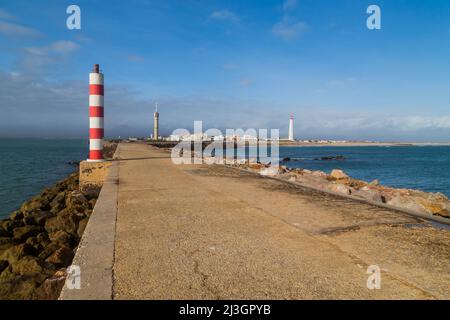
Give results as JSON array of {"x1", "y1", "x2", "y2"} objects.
[{"x1": 1, "y1": 0, "x2": 450, "y2": 141}]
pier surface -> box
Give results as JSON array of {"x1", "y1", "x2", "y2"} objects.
[{"x1": 64, "y1": 142, "x2": 450, "y2": 299}]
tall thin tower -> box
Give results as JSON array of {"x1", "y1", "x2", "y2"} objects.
[
  {"x1": 153, "y1": 102, "x2": 159, "y2": 140},
  {"x1": 288, "y1": 114, "x2": 294, "y2": 141},
  {"x1": 88, "y1": 64, "x2": 104, "y2": 161}
]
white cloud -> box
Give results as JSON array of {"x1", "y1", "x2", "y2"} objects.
[
  {"x1": 282, "y1": 0, "x2": 298, "y2": 12},
  {"x1": 222, "y1": 63, "x2": 238, "y2": 70},
  {"x1": 272, "y1": 17, "x2": 308, "y2": 40},
  {"x1": 0, "y1": 8, "x2": 14, "y2": 20},
  {"x1": 0, "y1": 21, "x2": 43, "y2": 37},
  {"x1": 127, "y1": 54, "x2": 145, "y2": 62},
  {"x1": 21, "y1": 41, "x2": 80, "y2": 74},
  {"x1": 304, "y1": 115, "x2": 450, "y2": 131},
  {"x1": 48, "y1": 40, "x2": 80, "y2": 54},
  {"x1": 210, "y1": 10, "x2": 239, "y2": 24},
  {"x1": 240, "y1": 78, "x2": 253, "y2": 86}
]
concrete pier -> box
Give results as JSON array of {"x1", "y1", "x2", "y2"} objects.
[{"x1": 61, "y1": 142, "x2": 450, "y2": 300}]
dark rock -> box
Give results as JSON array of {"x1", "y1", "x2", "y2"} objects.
[
  {"x1": 33, "y1": 270, "x2": 67, "y2": 300},
  {"x1": 0, "y1": 243, "x2": 36, "y2": 264},
  {"x1": 50, "y1": 192, "x2": 67, "y2": 214},
  {"x1": 88, "y1": 198, "x2": 97, "y2": 210},
  {"x1": 10, "y1": 210, "x2": 24, "y2": 221},
  {"x1": 49, "y1": 230, "x2": 77, "y2": 249},
  {"x1": 13, "y1": 225, "x2": 43, "y2": 243},
  {"x1": 21, "y1": 196, "x2": 50, "y2": 214},
  {"x1": 12, "y1": 256, "x2": 55, "y2": 277},
  {"x1": 0, "y1": 260, "x2": 8, "y2": 273},
  {"x1": 37, "y1": 242, "x2": 59, "y2": 260},
  {"x1": 0, "y1": 227, "x2": 10, "y2": 238},
  {"x1": 0, "y1": 237, "x2": 14, "y2": 251},
  {"x1": 45, "y1": 209, "x2": 84, "y2": 236},
  {"x1": 46, "y1": 247, "x2": 74, "y2": 267},
  {"x1": 25, "y1": 237, "x2": 42, "y2": 251},
  {"x1": 66, "y1": 191, "x2": 89, "y2": 213},
  {"x1": 2, "y1": 219, "x2": 24, "y2": 233},
  {"x1": 0, "y1": 275, "x2": 40, "y2": 300},
  {"x1": 77, "y1": 218, "x2": 89, "y2": 238},
  {"x1": 0, "y1": 265, "x2": 17, "y2": 282},
  {"x1": 36, "y1": 233, "x2": 50, "y2": 247},
  {"x1": 23, "y1": 211, "x2": 52, "y2": 227},
  {"x1": 315, "y1": 155, "x2": 346, "y2": 161},
  {"x1": 282, "y1": 157, "x2": 291, "y2": 162}
]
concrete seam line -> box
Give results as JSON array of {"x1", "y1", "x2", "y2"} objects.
[{"x1": 111, "y1": 145, "x2": 121, "y2": 300}]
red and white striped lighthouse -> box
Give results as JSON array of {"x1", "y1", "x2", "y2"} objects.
[{"x1": 88, "y1": 64, "x2": 104, "y2": 162}]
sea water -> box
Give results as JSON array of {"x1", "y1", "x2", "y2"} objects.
[{"x1": 0, "y1": 139, "x2": 87, "y2": 219}]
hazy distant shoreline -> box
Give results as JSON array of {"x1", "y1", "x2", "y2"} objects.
[{"x1": 279, "y1": 141, "x2": 450, "y2": 147}]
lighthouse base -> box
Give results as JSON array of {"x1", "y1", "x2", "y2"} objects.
[{"x1": 79, "y1": 160, "x2": 112, "y2": 197}]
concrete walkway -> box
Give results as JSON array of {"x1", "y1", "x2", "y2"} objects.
[{"x1": 108, "y1": 142, "x2": 449, "y2": 299}]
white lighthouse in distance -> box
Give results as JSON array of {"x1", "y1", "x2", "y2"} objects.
[{"x1": 288, "y1": 114, "x2": 294, "y2": 141}]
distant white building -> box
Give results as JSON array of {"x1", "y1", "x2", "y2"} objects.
[{"x1": 288, "y1": 114, "x2": 295, "y2": 141}]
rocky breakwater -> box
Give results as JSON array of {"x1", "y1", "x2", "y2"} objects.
[
  {"x1": 0, "y1": 173, "x2": 97, "y2": 299},
  {"x1": 221, "y1": 158, "x2": 450, "y2": 220}
]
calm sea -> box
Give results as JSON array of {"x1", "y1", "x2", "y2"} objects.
[
  {"x1": 1, "y1": 140, "x2": 450, "y2": 219},
  {"x1": 0, "y1": 139, "x2": 87, "y2": 219},
  {"x1": 279, "y1": 146, "x2": 450, "y2": 197}
]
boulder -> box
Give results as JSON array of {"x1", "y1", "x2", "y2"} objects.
[
  {"x1": 369, "y1": 179, "x2": 380, "y2": 186},
  {"x1": 352, "y1": 186, "x2": 384, "y2": 203},
  {"x1": 66, "y1": 191, "x2": 87, "y2": 208},
  {"x1": 50, "y1": 192, "x2": 67, "y2": 214},
  {"x1": 23, "y1": 211, "x2": 52, "y2": 227},
  {"x1": 21, "y1": 196, "x2": 50, "y2": 214},
  {"x1": 248, "y1": 163, "x2": 267, "y2": 171},
  {"x1": 0, "y1": 243, "x2": 36, "y2": 264},
  {"x1": 49, "y1": 230, "x2": 77, "y2": 249},
  {"x1": 13, "y1": 225, "x2": 43, "y2": 243},
  {"x1": 10, "y1": 211, "x2": 24, "y2": 221},
  {"x1": 88, "y1": 199, "x2": 97, "y2": 210},
  {"x1": 0, "y1": 228, "x2": 10, "y2": 238},
  {"x1": 32, "y1": 269, "x2": 66, "y2": 300},
  {"x1": 25, "y1": 237, "x2": 42, "y2": 252},
  {"x1": 36, "y1": 233, "x2": 50, "y2": 247},
  {"x1": 327, "y1": 183, "x2": 351, "y2": 196},
  {"x1": 45, "y1": 209, "x2": 85, "y2": 236},
  {"x1": 46, "y1": 247, "x2": 74, "y2": 267},
  {"x1": 11, "y1": 256, "x2": 55, "y2": 277},
  {"x1": 37, "y1": 243, "x2": 59, "y2": 261},
  {"x1": 0, "y1": 260, "x2": 8, "y2": 273},
  {"x1": 0, "y1": 265, "x2": 17, "y2": 283},
  {"x1": 329, "y1": 169, "x2": 349, "y2": 180},
  {"x1": 315, "y1": 156, "x2": 345, "y2": 161},
  {"x1": 311, "y1": 170, "x2": 327, "y2": 178},
  {"x1": 0, "y1": 275, "x2": 40, "y2": 300},
  {"x1": 77, "y1": 218, "x2": 89, "y2": 238},
  {"x1": 387, "y1": 196, "x2": 428, "y2": 214},
  {"x1": 0, "y1": 237, "x2": 14, "y2": 251},
  {"x1": 259, "y1": 167, "x2": 280, "y2": 177},
  {"x1": 1, "y1": 219, "x2": 24, "y2": 233}
]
